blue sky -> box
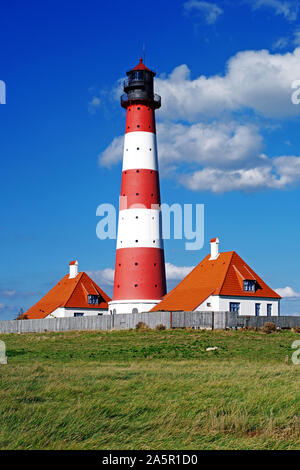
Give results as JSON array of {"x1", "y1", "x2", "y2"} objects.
[{"x1": 1, "y1": 0, "x2": 300, "y2": 319}]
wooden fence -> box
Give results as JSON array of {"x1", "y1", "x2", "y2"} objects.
[{"x1": 0, "y1": 311, "x2": 299, "y2": 334}]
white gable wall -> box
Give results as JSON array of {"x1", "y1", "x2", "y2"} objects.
[
  {"x1": 195, "y1": 295, "x2": 279, "y2": 316},
  {"x1": 46, "y1": 307, "x2": 109, "y2": 318},
  {"x1": 195, "y1": 295, "x2": 220, "y2": 311}
]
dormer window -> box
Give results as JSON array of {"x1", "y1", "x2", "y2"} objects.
[
  {"x1": 88, "y1": 295, "x2": 100, "y2": 305},
  {"x1": 243, "y1": 280, "x2": 256, "y2": 292}
]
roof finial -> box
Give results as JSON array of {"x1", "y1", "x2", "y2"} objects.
[{"x1": 142, "y1": 42, "x2": 146, "y2": 65}]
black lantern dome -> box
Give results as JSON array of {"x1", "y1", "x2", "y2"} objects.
[{"x1": 121, "y1": 58, "x2": 161, "y2": 109}]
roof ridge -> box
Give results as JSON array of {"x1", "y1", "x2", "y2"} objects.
[
  {"x1": 218, "y1": 251, "x2": 235, "y2": 293},
  {"x1": 63, "y1": 272, "x2": 84, "y2": 306},
  {"x1": 83, "y1": 271, "x2": 111, "y2": 302}
]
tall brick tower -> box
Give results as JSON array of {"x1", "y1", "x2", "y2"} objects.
[{"x1": 109, "y1": 58, "x2": 166, "y2": 314}]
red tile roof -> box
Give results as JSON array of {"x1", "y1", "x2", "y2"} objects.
[
  {"x1": 152, "y1": 251, "x2": 281, "y2": 312},
  {"x1": 69, "y1": 260, "x2": 77, "y2": 265},
  {"x1": 19, "y1": 272, "x2": 111, "y2": 319}
]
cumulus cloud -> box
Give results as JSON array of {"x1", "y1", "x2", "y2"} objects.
[
  {"x1": 100, "y1": 135, "x2": 124, "y2": 167},
  {"x1": 99, "y1": 119, "x2": 300, "y2": 192},
  {"x1": 157, "y1": 122, "x2": 264, "y2": 170},
  {"x1": 181, "y1": 155, "x2": 300, "y2": 193},
  {"x1": 165, "y1": 263, "x2": 194, "y2": 280},
  {"x1": 183, "y1": 1, "x2": 224, "y2": 24},
  {"x1": 100, "y1": 121, "x2": 263, "y2": 169},
  {"x1": 275, "y1": 286, "x2": 300, "y2": 297},
  {"x1": 155, "y1": 47, "x2": 300, "y2": 119},
  {"x1": 250, "y1": 0, "x2": 299, "y2": 21},
  {"x1": 87, "y1": 268, "x2": 115, "y2": 286}
]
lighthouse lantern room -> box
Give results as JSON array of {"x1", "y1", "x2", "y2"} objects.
[{"x1": 109, "y1": 59, "x2": 167, "y2": 314}]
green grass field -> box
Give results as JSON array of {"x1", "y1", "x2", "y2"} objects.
[{"x1": 0, "y1": 328, "x2": 299, "y2": 450}]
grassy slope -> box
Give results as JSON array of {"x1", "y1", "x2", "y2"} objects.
[{"x1": 0, "y1": 329, "x2": 299, "y2": 450}]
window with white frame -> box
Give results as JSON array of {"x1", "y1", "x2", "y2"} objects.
[
  {"x1": 230, "y1": 302, "x2": 240, "y2": 313},
  {"x1": 243, "y1": 280, "x2": 256, "y2": 292},
  {"x1": 255, "y1": 303, "x2": 261, "y2": 316},
  {"x1": 88, "y1": 295, "x2": 100, "y2": 305},
  {"x1": 267, "y1": 304, "x2": 272, "y2": 316}
]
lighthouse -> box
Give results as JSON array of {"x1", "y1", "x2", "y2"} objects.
[{"x1": 109, "y1": 58, "x2": 167, "y2": 314}]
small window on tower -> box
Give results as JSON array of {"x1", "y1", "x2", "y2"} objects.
[{"x1": 88, "y1": 295, "x2": 100, "y2": 305}]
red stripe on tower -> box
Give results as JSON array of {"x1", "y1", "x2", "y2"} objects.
[{"x1": 109, "y1": 58, "x2": 167, "y2": 314}]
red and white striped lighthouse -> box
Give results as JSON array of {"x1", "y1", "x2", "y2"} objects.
[{"x1": 109, "y1": 58, "x2": 167, "y2": 314}]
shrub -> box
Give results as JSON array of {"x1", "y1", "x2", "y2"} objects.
[
  {"x1": 247, "y1": 325, "x2": 255, "y2": 331},
  {"x1": 135, "y1": 321, "x2": 149, "y2": 331},
  {"x1": 263, "y1": 322, "x2": 276, "y2": 334},
  {"x1": 292, "y1": 326, "x2": 300, "y2": 333},
  {"x1": 155, "y1": 324, "x2": 166, "y2": 331}
]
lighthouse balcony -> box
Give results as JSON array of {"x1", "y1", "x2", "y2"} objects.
[{"x1": 121, "y1": 93, "x2": 161, "y2": 109}]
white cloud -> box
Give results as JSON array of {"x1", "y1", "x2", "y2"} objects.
[
  {"x1": 165, "y1": 263, "x2": 194, "y2": 280},
  {"x1": 180, "y1": 156, "x2": 300, "y2": 193},
  {"x1": 87, "y1": 268, "x2": 115, "y2": 286},
  {"x1": 155, "y1": 47, "x2": 300, "y2": 119},
  {"x1": 99, "y1": 119, "x2": 300, "y2": 193},
  {"x1": 100, "y1": 135, "x2": 124, "y2": 167},
  {"x1": 157, "y1": 122, "x2": 264, "y2": 170},
  {"x1": 88, "y1": 96, "x2": 101, "y2": 114},
  {"x1": 251, "y1": 0, "x2": 299, "y2": 21},
  {"x1": 275, "y1": 286, "x2": 300, "y2": 297},
  {"x1": 99, "y1": 121, "x2": 263, "y2": 169},
  {"x1": 183, "y1": 0, "x2": 224, "y2": 24},
  {"x1": 0, "y1": 303, "x2": 4, "y2": 309}
]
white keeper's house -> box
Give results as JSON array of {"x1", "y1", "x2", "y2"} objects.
[
  {"x1": 152, "y1": 238, "x2": 281, "y2": 316},
  {"x1": 19, "y1": 261, "x2": 111, "y2": 319}
]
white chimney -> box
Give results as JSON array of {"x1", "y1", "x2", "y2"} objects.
[
  {"x1": 209, "y1": 237, "x2": 219, "y2": 260},
  {"x1": 69, "y1": 260, "x2": 78, "y2": 278}
]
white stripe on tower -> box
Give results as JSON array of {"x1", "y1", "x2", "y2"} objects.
[{"x1": 123, "y1": 132, "x2": 158, "y2": 171}]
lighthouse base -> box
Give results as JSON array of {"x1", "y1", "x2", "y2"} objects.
[{"x1": 108, "y1": 299, "x2": 160, "y2": 315}]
